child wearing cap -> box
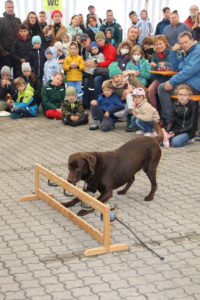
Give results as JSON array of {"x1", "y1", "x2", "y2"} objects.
[
  {"x1": 21, "y1": 62, "x2": 41, "y2": 106},
  {"x1": 61, "y1": 86, "x2": 88, "y2": 126},
  {"x1": 54, "y1": 41, "x2": 65, "y2": 72},
  {"x1": 128, "y1": 87, "x2": 160, "y2": 135},
  {"x1": 11, "y1": 24, "x2": 32, "y2": 77},
  {"x1": 0, "y1": 66, "x2": 17, "y2": 112},
  {"x1": 43, "y1": 46, "x2": 60, "y2": 84},
  {"x1": 63, "y1": 41, "x2": 85, "y2": 99},
  {"x1": 10, "y1": 77, "x2": 37, "y2": 119},
  {"x1": 83, "y1": 41, "x2": 104, "y2": 103},
  {"x1": 28, "y1": 35, "x2": 46, "y2": 81}
]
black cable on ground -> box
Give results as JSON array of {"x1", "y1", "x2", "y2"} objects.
[{"x1": 115, "y1": 216, "x2": 164, "y2": 261}]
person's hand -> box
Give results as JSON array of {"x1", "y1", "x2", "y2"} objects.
[
  {"x1": 150, "y1": 62, "x2": 157, "y2": 68},
  {"x1": 70, "y1": 62, "x2": 78, "y2": 68},
  {"x1": 172, "y1": 43, "x2": 181, "y2": 51},
  {"x1": 56, "y1": 108, "x2": 61, "y2": 112},
  {"x1": 132, "y1": 109, "x2": 137, "y2": 117},
  {"x1": 47, "y1": 29, "x2": 52, "y2": 35},
  {"x1": 91, "y1": 100, "x2": 97, "y2": 105},
  {"x1": 164, "y1": 81, "x2": 173, "y2": 91},
  {"x1": 2, "y1": 50, "x2": 9, "y2": 56},
  {"x1": 1, "y1": 79, "x2": 7, "y2": 87},
  {"x1": 169, "y1": 131, "x2": 174, "y2": 137},
  {"x1": 85, "y1": 61, "x2": 96, "y2": 68},
  {"x1": 159, "y1": 62, "x2": 165, "y2": 67},
  {"x1": 104, "y1": 111, "x2": 109, "y2": 117},
  {"x1": 122, "y1": 88, "x2": 132, "y2": 100},
  {"x1": 6, "y1": 99, "x2": 12, "y2": 105},
  {"x1": 10, "y1": 107, "x2": 14, "y2": 112},
  {"x1": 70, "y1": 115, "x2": 79, "y2": 121}
]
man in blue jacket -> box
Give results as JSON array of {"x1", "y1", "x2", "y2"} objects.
[
  {"x1": 158, "y1": 31, "x2": 200, "y2": 124},
  {"x1": 155, "y1": 7, "x2": 171, "y2": 35}
]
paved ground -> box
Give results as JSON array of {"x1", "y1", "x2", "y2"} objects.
[{"x1": 0, "y1": 111, "x2": 200, "y2": 300}]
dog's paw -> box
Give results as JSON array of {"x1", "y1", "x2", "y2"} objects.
[
  {"x1": 77, "y1": 209, "x2": 93, "y2": 216},
  {"x1": 117, "y1": 189, "x2": 126, "y2": 195}
]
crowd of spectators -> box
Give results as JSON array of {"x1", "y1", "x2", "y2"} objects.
[{"x1": 0, "y1": 0, "x2": 200, "y2": 147}]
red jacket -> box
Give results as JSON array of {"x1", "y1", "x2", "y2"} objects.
[
  {"x1": 97, "y1": 43, "x2": 116, "y2": 67},
  {"x1": 184, "y1": 17, "x2": 194, "y2": 31}
]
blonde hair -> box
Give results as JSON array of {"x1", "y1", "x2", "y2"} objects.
[
  {"x1": 131, "y1": 45, "x2": 144, "y2": 61},
  {"x1": 117, "y1": 40, "x2": 132, "y2": 55},
  {"x1": 102, "y1": 80, "x2": 114, "y2": 90},
  {"x1": 153, "y1": 34, "x2": 170, "y2": 48},
  {"x1": 174, "y1": 84, "x2": 193, "y2": 96},
  {"x1": 14, "y1": 77, "x2": 26, "y2": 87},
  {"x1": 53, "y1": 72, "x2": 64, "y2": 80},
  {"x1": 193, "y1": 12, "x2": 200, "y2": 29}
]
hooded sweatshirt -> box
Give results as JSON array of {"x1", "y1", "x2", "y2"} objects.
[
  {"x1": 43, "y1": 46, "x2": 60, "y2": 84},
  {"x1": 136, "y1": 17, "x2": 154, "y2": 44},
  {"x1": 63, "y1": 41, "x2": 85, "y2": 81}
]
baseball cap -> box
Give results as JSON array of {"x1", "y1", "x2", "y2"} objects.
[{"x1": 80, "y1": 33, "x2": 89, "y2": 41}]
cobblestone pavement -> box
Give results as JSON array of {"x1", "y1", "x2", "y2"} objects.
[{"x1": 0, "y1": 112, "x2": 200, "y2": 300}]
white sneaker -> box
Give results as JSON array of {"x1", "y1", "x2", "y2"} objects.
[
  {"x1": 144, "y1": 131, "x2": 157, "y2": 137},
  {"x1": 136, "y1": 130, "x2": 144, "y2": 135}
]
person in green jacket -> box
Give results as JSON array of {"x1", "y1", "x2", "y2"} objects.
[
  {"x1": 41, "y1": 72, "x2": 65, "y2": 119},
  {"x1": 100, "y1": 10, "x2": 122, "y2": 47},
  {"x1": 126, "y1": 45, "x2": 151, "y2": 86},
  {"x1": 61, "y1": 86, "x2": 88, "y2": 126}
]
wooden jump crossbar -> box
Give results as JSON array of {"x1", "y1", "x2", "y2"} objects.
[{"x1": 20, "y1": 163, "x2": 128, "y2": 256}]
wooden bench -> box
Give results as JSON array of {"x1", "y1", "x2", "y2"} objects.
[{"x1": 171, "y1": 95, "x2": 200, "y2": 101}]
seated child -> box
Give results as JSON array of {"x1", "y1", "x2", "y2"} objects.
[
  {"x1": 41, "y1": 72, "x2": 65, "y2": 119},
  {"x1": 105, "y1": 27, "x2": 117, "y2": 49},
  {"x1": 162, "y1": 84, "x2": 196, "y2": 147},
  {"x1": 63, "y1": 41, "x2": 85, "y2": 99},
  {"x1": 28, "y1": 35, "x2": 46, "y2": 82},
  {"x1": 10, "y1": 77, "x2": 37, "y2": 119},
  {"x1": 89, "y1": 79, "x2": 124, "y2": 131},
  {"x1": 126, "y1": 45, "x2": 151, "y2": 87},
  {"x1": 84, "y1": 41, "x2": 104, "y2": 93},
  {"x1": 11, "y1": 24, "x2": 32, "y2": 77},
  {"x1": 142, "y1": 37, "x2": 155, "y2": 63},
  {"x1": 62, "y1": 32, "x2": 72, "y2": 57},
  {"x1": 148, "y1": 35, "x2": 171, "y2": 108},
  {"x1": 43, "y1": 46, "x2": 60, "y2": 84},
  {"x1": 127, "y1": 87, "x2": 160, "y2": 135},
  {"x1": 21, "y1": 62, "x2": 41, "y2": 106},
  {"x1": 116, "y1": 41, "x2": 131, "y2": 71},
  {"x1": 61, "y1": 86, "x2": 88, "y2": 126},
  {"x1": 0, "y1": 66, "x2": 17, "y2": 112}
]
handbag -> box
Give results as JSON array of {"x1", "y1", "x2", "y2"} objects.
[{"x1": 94, "y1": 67, "x2": 109, "y2": 78}]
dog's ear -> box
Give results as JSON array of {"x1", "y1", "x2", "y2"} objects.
[{"x1": 81, "y1": 153, "x2": 97, "y2": 172}]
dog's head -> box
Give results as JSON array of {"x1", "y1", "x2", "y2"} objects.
[{"x1": 67, "y1": 152, "x2": 97, "y2": 184}]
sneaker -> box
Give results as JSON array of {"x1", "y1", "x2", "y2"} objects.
[
  {"x1": 89, "y1": 120, "x2": 100, "y2": 130},
  {"x1": 162, "y1": 128, "x2": 170, "y2": 148},
  {"x1": 188, "y1": 139, "x2": 195, "y2": 143},
  {"x1": 144, "y1": 131, "x2": 157, "y2": 137},
  {"x1": 136, "y1": 130, "x2": 144, "y2": 135},
  {"x1": 126, "y1": 122, "x2": 139, "y2": 132}
]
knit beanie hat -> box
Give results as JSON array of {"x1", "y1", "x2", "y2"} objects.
[
  {"x1": 32, "y1": 35, "x2": 41, "y2": 45},
  {"x1": 54, "y1": 41, "x2": 63, "y2": 51},
  {"x1": 1, "y1": 65, "x2": 11, "y2": 76},
  {"x1": 90, "y1": 41, "x2": 100, "y2": 50},
  {"x1": 66, "y1": 86, "x2": 76, "y2": 96},
  {"x1": 21, "y1": 62, "x2": 31, "y2": 72},
  {"x1": 95, "y1": 31, "x2": 106, "y2": 41},
  {"x1": 108, "y1": 62, "x2": 123, "y2": 78}
]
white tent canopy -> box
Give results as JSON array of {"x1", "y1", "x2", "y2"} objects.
[{"x1": 0, "y1": 0, "x2": 199, "y2": 37}]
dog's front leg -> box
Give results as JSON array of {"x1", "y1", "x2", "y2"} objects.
[
  {"x1": 77, "y1": 190, "x2": 113, "y2": 216},
  {"x1": 61, "y1": 198, "x2": 80, "y2": 207}
]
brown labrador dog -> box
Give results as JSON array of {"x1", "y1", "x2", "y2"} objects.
[{"x1": 62, "y1": 122, "x2": 163, "y2": 216}]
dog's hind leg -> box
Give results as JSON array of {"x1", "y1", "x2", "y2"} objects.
[
  {"x1": 117, "y1": 176, "x2": 135, "y2": 195},
  {"x1": 61, "y1": 198, "x2": 80, "y2": 207},
  {"x1": 144, "y1": 167, "x2": 158, "y2": 201}
]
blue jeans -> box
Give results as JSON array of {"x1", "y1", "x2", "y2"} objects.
[
  {"x1": 67, "y1": 81, "x2": 83, "y2": 99},
  {"x1": 170, "y1": 133, "x2": 189, "y2": 147},
  {"x1": 131, "y1": 116, "x2": 154, "y2": 132},
  {"x1": 91, "y1": 104, "x2": 114, "y2": 131}
]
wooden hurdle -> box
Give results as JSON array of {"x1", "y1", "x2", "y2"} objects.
[{"x1": 20, "y1": 163, "x2": 128, "y2": 256}]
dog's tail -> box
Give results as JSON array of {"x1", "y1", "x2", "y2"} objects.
[{"x1": 153, "y1": 121, "x2": 164, "y2": 144}]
